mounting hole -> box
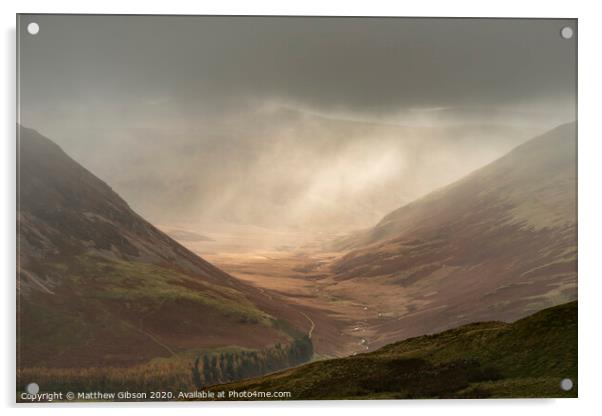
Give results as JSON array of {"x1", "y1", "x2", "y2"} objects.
[
  {"x1": 560, "y1": 26, "x2": 574, "y2": 40},
  {"x1": 560, "y1": 378, "x2": 573, "y2": 391},
  {"x1": 27, "y1": 22, "x2": 40, "y2": 35},
  {"x1": 26, "y1": 382, "x2": 39, "y2": 395}
]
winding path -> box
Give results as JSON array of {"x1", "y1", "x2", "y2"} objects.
[{"x1": 299, "y1": 311, "x2": 316, "y2": 339}]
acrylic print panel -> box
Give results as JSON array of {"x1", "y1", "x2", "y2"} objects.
[{"x1": 16, "y1": 15, "x2": 577, "y2": 402}]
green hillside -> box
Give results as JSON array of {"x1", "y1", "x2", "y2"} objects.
[{"x1": 209, "y1": 301, "x2": 577, "y2": 399}]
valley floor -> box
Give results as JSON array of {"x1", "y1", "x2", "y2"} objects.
[
  {"x1": 162, "y1": 224, "x2": 445, "y2": 358},
  {"x1": 164, "y1": 220, "x2": 576, "y2": 362}
]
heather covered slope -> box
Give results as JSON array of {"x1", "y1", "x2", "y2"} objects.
[
  {"x1": 17, "y1": 127, "x2": 311, "y2": 371},
  {"x1": 210, "y1": 301, "x2": 577, "y2": 399},
  {"x1": 343, "y1": 122, "x2": 576, "y2": 247},
  {"x1": 330, "y1": 123, "x2": 577, "y2": 345}
]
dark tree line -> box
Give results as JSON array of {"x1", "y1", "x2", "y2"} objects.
[{"x1": 191, "y1": 336, "x2": 313, "y2": 387}]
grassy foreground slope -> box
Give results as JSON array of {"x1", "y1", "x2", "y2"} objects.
[{"x1": 210, "y1": 301, "x2": 577, "y2": 399}]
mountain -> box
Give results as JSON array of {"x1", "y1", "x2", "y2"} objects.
[
  {"x1": 209, "y1": 301, "x2": 577, "y2": 399},
  {"x1": 331, "y1": 122, "x2": 577, "y2": 344},
  {"x1": 17, "y1": 126, "x2": 312, "y2": 373}
]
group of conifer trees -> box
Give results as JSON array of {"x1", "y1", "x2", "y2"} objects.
[{"x1": 191, "y1": 335, "x2": 313, "y2": 387}]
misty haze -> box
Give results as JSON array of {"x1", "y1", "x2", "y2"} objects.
[{"x1": 17, "y1": 15, "x2": 577, "y2": 400}]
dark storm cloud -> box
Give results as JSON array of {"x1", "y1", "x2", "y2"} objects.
[
  {"x1": 16, "y1": 15, "x2": 577, "y2": 234},
  {"x1": 19, "y1": 15, "x2": 576, "y2": 117}
]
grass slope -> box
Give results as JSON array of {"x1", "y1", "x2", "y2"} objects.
[
  {"x1": 18, "y1": 127, "x2": 312, "y2": 376},
  {"x1": 19, "y1": 255, "x2": 291, "y2": 369},
  {"x1": 210, "y1": 301, "x2": 577, "y2": 399},
  {"x1": 329, "y1": 123, "x2": 577, "y2": 348}
]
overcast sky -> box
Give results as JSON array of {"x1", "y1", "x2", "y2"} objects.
[
  {"x1": 19, "y1": 15, "x2": 576, "y2": 125},
  {"x1": 16, "y1": 15, "x2": 577, "y2": 239}
]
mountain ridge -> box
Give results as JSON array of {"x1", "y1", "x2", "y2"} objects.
[
  {"x1": 17, "y1": 126, "x2": 234, "y2": 290},
  {"x1": 17, "y1": 126, "x2": 311, "y2": 371},
  {"x1": 329, "y1": 122, "x2": 577, "y2": 346}
]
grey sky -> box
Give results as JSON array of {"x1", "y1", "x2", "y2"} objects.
[
  {"x1": 16, "y1": 15, "x2": 577, "y2": 238},
  {"x1": 19, "y1": 15, "x2": 576, "y2": 122}
]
